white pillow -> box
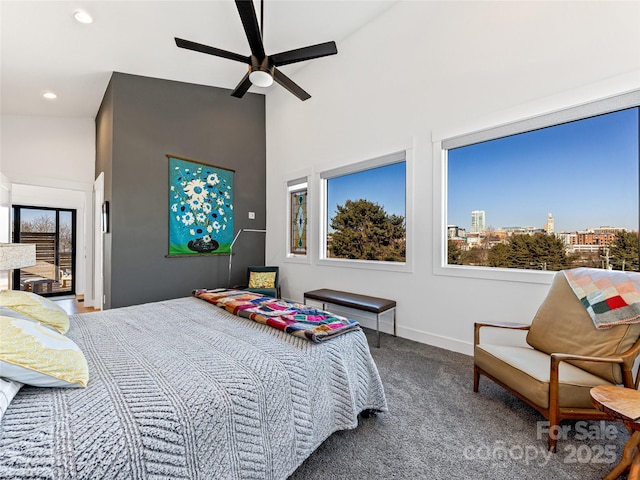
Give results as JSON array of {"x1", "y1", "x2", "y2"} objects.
[
  {"x1": 0, "y1": 316, "x2": 88, "y2": 388},
  {"x1": 0, "y1": 377, "x2": 23, "y2": 420}
]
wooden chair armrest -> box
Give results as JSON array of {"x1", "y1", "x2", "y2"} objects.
[
  {"x1": 551, "y1": 348, "x2": 640, "y2": 389},
  {"x1": 474, "y1": 322, "x2": 530, "y2": 345},
  {"x1": 548, "y1": 352, "x2": 628, "y2": 425},
  {"x1": 550, "y1": 352, "x2": 624, "y2": 366},
  {"x1": 549, "y1": 353, "x2": 624, "y2": 392}
]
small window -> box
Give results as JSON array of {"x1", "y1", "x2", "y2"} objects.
[
  {"x1": 321, "y1": 152, "x2": 407, "y2": 264},
  {"x1": 288, "y1": 180, "x2": 308, "y2": 256}
]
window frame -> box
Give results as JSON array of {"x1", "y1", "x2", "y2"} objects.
[
  {"x1": 432, "y1": 87, "x2": 640, "y2": 284},
  {"x1": 284, "y1": 176, "x2": 311, "y2": 265},
  {"x1": 287, "y1": 178, "x2": 308, "y2": 258},
  {"x1": 318, "y1": 150, "x2": 414, "y2": 273}
]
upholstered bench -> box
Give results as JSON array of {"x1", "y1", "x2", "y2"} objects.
[{"x1": 303, "y1": 288, "x2": 396, "y2": 347}]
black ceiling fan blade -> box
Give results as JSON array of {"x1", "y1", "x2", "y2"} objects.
[
  {"x1": 175, "y1": 38, "x2": 249, "y2": 64},
  {"x1": 231, "y1": 71, "x2": 253, "y2": 98},
  {"x1": 273, "y1": 68, "x2": 311, "y2": 101},
  {"x1": 270, "y1": 41, "x2": 338, "y2": 67},
  {"x1": 235, "y1": 0, "x2": 266, "y2": 60}
]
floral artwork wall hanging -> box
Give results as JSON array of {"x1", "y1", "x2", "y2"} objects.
[{"x1": 168, "y1": 155, "x2": 234, "y2": 255}]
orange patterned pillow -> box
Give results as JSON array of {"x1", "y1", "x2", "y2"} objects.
[{"x1": 248, "y1": 271, "x2": 276, "y2": 289}]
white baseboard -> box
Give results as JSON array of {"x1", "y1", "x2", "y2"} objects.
[
  {"x1": 305, "y1": 298, "x2": 473, "y2": 356},
  {"x1": 395, "y1": 324, "x2": 473, "y2": 357}
]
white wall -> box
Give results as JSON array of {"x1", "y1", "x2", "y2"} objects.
[
  {"x1": 0, "y1": 115, "x2": 96, "y2": 303},
  {"x1": 265, "y1": 1, "x2": 640, "y2": 355},
  {"x1": 0, "y1": 173, "x2": 12, "y2": 289}
]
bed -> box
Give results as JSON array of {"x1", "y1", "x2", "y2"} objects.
[{"x1": 0, "y1": 294, "x2": 388, "y2": 479}]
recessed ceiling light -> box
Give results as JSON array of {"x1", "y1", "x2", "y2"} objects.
[
  {"x1": 42, "y1": 92, "x2": 57, "y2": 100},
  {"x1": 73, "y1": 10, "x2": 93, "y2": 24}
]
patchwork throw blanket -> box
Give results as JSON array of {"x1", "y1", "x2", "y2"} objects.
[
  {"x1": 193, "y1": 289, "x2": 361, "y2": 342},
  {"x1": 0, "y1": 297, "x2": 387, "y2": 479},
  {"x1": 563, "y1": 268, "x2": 640, "y2": 329}
]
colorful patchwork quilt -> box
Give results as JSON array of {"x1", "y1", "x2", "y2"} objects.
[
  {"x1": 563, "y1": 268, "x2": 640, "y2": 329},
  {"x1": 193, "y1": 289, "x2": 361, "y2": 342}
]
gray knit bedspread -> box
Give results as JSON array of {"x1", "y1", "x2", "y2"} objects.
[{"x1": 0, "y1": 296, "x2": 387, "y2": 479}]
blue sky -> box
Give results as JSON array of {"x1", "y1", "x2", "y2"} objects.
[
  {"x1": 327, "y1": 162, "x2": 406, "y2": 221},
  {"x1": 448, "y1": 107, "x2": 639, "y2": 233}
]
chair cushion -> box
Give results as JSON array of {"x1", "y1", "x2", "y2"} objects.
[
  {"x1": 246, "y1": 287, "x2": 278, "y2": 298},
  {"x1": 475, "y1": 344, "x2": 613, "y2": 409},
  {"x1": 526, "y1": 272, "x2": 640, "y2": 384}
]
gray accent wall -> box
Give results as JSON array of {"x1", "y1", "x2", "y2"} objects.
[{"x1": 95, "y1": 73, "x2": 266, "y2": 309}]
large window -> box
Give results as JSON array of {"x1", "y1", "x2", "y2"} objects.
[
  {"x1": 321, "y1": 152, "x2": 407, "y2": 265},
  {"x1": 441, "y1": 91, "x2": 639, "y2": 277}
]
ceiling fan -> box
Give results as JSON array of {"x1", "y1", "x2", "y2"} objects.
[{"x1": 175, "y1": 0, "x2": 338, "y2": 101}]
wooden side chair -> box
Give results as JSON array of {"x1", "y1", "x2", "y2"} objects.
[{"x1": 474, "y1": 270, "x2": 640, "y2": 452}]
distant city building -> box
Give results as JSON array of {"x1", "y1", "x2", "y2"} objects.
[
  {"x1": 589, "y1": 226, "x2": 626, "y2": 236},
  {"x1": 466, "y1": 232, "x2": 481, "y2": 246},
  {"x1": 544, "y1": 226, "x2": 627, "y2": 254},
  {"x1": 501, "y1": 226, "x2": 542, "y2": 235},
  {"x1": 454, "y1": 208, "x2": 635, "y2": 258},
  {"x1": 471, "y1": 210, "x2": 485, "y2": 234},
  {"x1": 544, "y1": 213, "x2": 554, "y2": 234}
]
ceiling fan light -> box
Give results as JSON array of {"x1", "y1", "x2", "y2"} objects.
[
  {"x1": 73, "y1": 10, "x2": 93, "y2": 24},
  {"x1": 249, "y1": 70, "x2": 273, "y2": 88}
]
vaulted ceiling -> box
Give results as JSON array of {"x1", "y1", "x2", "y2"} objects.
[{"x1": 1, "y1": 1, "x2": 396, "y2": 118}]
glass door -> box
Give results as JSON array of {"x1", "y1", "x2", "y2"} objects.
[{"x1": 12, "y1": 206, "x2": 76, "y2": 297}]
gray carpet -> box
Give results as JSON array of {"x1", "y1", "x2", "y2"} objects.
[{"x1": 289, "y1": 330, "x2": 630, "y2": 479}]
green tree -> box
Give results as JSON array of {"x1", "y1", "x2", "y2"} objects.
[
  {"x1": 487, "y1": 243, "x2": 510, "y2": 268},
  {"x1": 464, "y1": 245, "x2": 488, "y2": 266},
  {"x1": 507, "y1": 234, "x2": 534, "y2": 269},
  {"x1": 530, "y1": 233, "x2": 572, "y2": 270},
  {"x1": 499, "y1": 233, "x2": 571, "y2": 270},
  {"x1": 448, "y1": 240, "x2": 462, "y2": 265},
  {"x1": 610, "y1": 230, "x2": 639, "y2": 271},
  {"x1": 330, "y1": 199, "x2": 405, "y2": 262}
]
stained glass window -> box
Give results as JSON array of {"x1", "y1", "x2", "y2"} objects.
[{"x1": 290, "y1": 188, "x2": 307, "y2": 255}]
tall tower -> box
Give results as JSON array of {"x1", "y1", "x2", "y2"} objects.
[
  {"x1": 471, "y1": 210, "x2": 486, "y2": 234},
  {"x1": 545, "y1": 213, "x2": 554, "y2": 234}
]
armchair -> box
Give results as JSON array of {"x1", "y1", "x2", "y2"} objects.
[
  {"x1": 242, "y1": 266, "x2": 280, "y2": 298},
  {"x1": 474, "y1": 270, "x2": 640, "y2": 452}
]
